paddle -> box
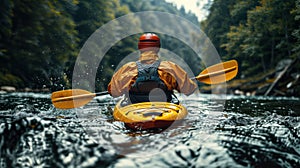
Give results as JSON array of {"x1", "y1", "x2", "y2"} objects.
[
  {"x1": 51, "y1": 60, "x2": 238, "y2": 109},
  {"x1": 194, "y1": 60, "x2": 238, "y2": 84},
  {"x1": 51, "y1": 89, "x2": 108, "y2": 109}
]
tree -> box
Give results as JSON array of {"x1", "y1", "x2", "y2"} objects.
[
  {"x1": 201, "y1": 0, "x2": 236, "y2": 57},
  {"x1": 0, "y1": 0, "x2": 78, "y2": 89},
  {"x1": 205, "y1": 0, "x2": 298, "y2": 78},
  {"x1": 292, "y1": 0, "x2": 300, "y2": 57}
]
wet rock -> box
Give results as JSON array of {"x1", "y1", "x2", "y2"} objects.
[
  {"x1": 24, "y1": 87, "x2": 33, "y2": 92},
  {"x1": 0, "y1": 86, "x2": 16, "y2": 92}
]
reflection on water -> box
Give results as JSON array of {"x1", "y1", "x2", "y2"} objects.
[{"x1": 0, "y1": 92, "x2": 299, "y2": 167}]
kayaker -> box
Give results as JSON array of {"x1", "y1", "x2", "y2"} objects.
[{"x1": 107, "y1": 33, "x2": 197, "y2": 104}]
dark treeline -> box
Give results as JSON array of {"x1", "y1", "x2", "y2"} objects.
[
  {"x1": 201, "y1": 0, "x2": 300, "y2": 79},
  {"x1": 0, "y1": 0, "x2": 199, "y2": 91},
  {"x1": 3, "y1": 0, "x2": 299, "y2": 93}
]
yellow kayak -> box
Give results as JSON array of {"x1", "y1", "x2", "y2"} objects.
[{"x1": 113, "y1": 100, "x2": 188, "y2": 130}]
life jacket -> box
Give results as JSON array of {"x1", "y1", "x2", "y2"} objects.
[{"x1": 128, "y1": 60, "x2": 175, "y2": 104}]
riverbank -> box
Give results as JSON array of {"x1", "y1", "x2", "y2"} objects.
[
  {"x1": 202, "y1": 58, "x2": 300, "y2": 97},
  {"x1": 0, "y1": 86, "x2": 50, "y2": 93}
]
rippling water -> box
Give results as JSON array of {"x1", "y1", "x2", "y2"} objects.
[{"x1": 0, "y1": 92, "x2": 299, "y2": 167}]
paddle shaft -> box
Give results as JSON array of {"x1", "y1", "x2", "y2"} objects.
[{"x1": 52, "y1": 91, "x2": 108, "y2": 103}]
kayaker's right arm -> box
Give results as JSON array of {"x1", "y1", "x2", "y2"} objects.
[{"x1": 159, "y1": 61, "x2": 198, "y2": 96}]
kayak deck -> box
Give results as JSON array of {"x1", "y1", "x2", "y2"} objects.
[{"x1": 113, "y1": 100, "x2": 187, "y2": 130}]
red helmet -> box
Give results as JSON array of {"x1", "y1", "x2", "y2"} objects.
[{"x1": 138, "y1": 33, "x2": 161, "y2": 52}]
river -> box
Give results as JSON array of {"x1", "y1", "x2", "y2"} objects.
[{"x1": 0, "y1": 92, "x2": 299, "y2": 167}]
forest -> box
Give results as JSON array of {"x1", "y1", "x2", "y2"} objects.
[
  {"x1": 201, "y1": 0, "x2": 300, "y2": 96},
  {"x1": 0, "y1": 0, "x2": 199, "y2": 92},
  {"x1": 1, "y1": 0, "x2": 300, "y2": 96}
]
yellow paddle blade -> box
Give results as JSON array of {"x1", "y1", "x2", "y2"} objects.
[
  {"x1": 51, "y1": 89, "x2": 96, "y2": 109},
  {"x1": 195, "y1": 60, "x2": 238, "y2": 84}
]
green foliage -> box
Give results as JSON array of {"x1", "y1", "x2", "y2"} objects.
[
  {"x1": 0, "y1": 72, "x2": 23, "y2": 88},
  {"x1": 202, "y1": 0, "x2": 299, "y2": 78},
  {"x1": 0, "y1": 0, "x2": 78, "y2": 89},
  {"x1": 200, "y1": 0, "x2": 237, "y2": 57},
  {"x1": 0, "y1": 0, "x2": 200, "y2": 91}
]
